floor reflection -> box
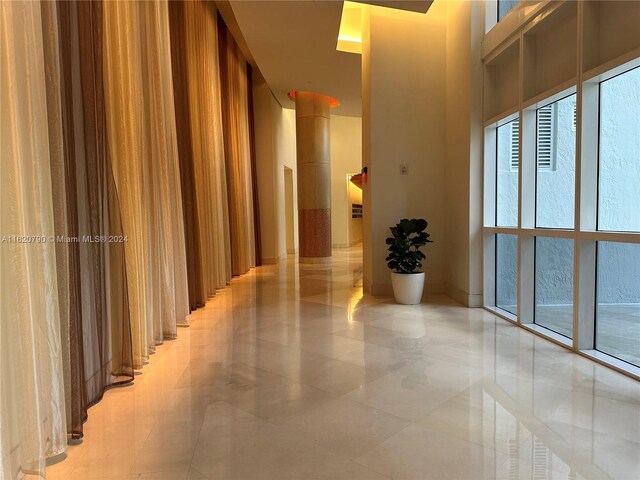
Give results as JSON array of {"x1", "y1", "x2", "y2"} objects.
[{"x1": 46, "y1": 245, "x2": 640, "y2": 480}]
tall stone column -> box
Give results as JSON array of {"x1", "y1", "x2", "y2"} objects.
[{"x1": 290, "y1": 91, "x2": 338, "y2": 264}]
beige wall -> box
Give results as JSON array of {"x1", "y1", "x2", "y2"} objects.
[
  {"x1": 253, "y1": 71, "x2": 278, "y2": 263},
  {"x1": 444, "y1": 0, "x2": 484, "y2": 306},
  {"x1": 362, "y1": 3, "x2": 448, "y2": 296},
  {"x1": 330, "y1": 115, "x2": 362, "y2": 248},
  {"x1": 275, "y1": 108, "x2": 298, "y2": 257},
  {"x1": 255, "y1": 0, "x2": 485, "y2": 298},
  {"x1": 252, "y1": 71, "x2": 297, "y2": 263}
]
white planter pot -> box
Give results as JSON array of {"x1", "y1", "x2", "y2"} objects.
[{"x1": 390, "y1": 272, "x2": 425, "y2": 305}]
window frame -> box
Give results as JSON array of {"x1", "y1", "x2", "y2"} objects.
[{"x1": 482, "y1": 57, "x2": 640, "y2": 380}]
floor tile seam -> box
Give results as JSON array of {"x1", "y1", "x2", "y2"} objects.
[
  {"x1": 332, "y1": 325, "x2": 436, "y2": 346},
  {"x1": 233, "y1": 358, "x2": 336, "y2": 382},
  {"x1": 352, "y1": 422, "x2": 510, "y2": 478},
  {"x1": 577, "y1": 389, "x2": 640, "y2": 407},
  {"x1": 254, "y1": 392, "x2": 342, "y2": 428},
  {"x1": 347, "y1": 461, "x2": 394, "y2": 480},
  {"x1": 540, "y1": 415, "x2": 640, "y2": 447},
  {"x1": 342, "y1": 387, "x2": 432, "y2": 422},
  {"x1": 281, "y1": 345, "x2": 396, "y2": 378},
  {"x1": 416, "y1": 410, "x2": 534, "y2": 457},
  {"x1": 184, "y1": 399, "x2": 212, "y2": 480},
  {"x1": 298, "y1": 333, "x2": 386, "y2": 353},
  {"x1": 221, "y1": 359, "x2": 334, "y2": 391},
  {"x1": 237, "y1": 334, "x2": 345, "y2": 363},
  {"x1": 187, "y1": 464, "x2": 210, "y2": 480},
  {"x1": 125, "y1": 413, "x2": 207, "y2": 476},
  {"x1": 281, "y1": 393, "x2": 413, "y2": 433},
  {"x1": 572, "y1": 383, "x2": 640, "y2": 406}
]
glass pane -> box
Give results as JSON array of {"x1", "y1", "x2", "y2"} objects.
[
  {"x1": 596, "y1": 242, "x2": 640, "y2": 367},
  {"x1": 496, "y1": 119, "x2": 519, "y2": 227},
  {"x1": 598, "y1": 67, "x2": 640, "y2": 232},
  {"x1": 536, "y1": 94, "x2": 576, "y2": 229},
  {"x1": 498, "y1": 0, "x2": 519, "y2": 21},
  {"x1": 534, "y1": 237, "x2": 573, "y2": 338},
  {"x1": 496, "y1": 234, "x2": 517, "y2": 315}
]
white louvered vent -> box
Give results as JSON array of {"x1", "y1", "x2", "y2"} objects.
[
  {"x1": 510, "y1": 119, "x2": 519, "y2": 171},
  {"x1": 536, "y1": 104, "x2": 556, "y2": 171}
]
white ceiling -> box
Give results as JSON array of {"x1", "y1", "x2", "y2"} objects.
[
  {"x1": 228, "y1": 1, "x2": 433, "y2": 117},
  {"x1": 229, "y1": 1, "x2": 363, "y2": 116}
]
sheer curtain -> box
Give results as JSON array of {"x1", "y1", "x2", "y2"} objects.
[
  {"x1": 169, "y1": 0, "x2": 232, "y2": 310},
  {"x1": 185, "y1": 1, "x2": 232, "y2": 294},
  {"x1": 217, "y1": 14, "x2": 257, "y2": 276},
  {"x1": 168, "y1": 0, "x2": 203, "y2": 311},
  {"x1": 41, "y1": 0, "x2": 86, "y2": 440},
  {"x1": 1, "y1": 1, "x2": 67, "y2": 478},
  {"x1": 103, "y1": 0, "x2": 189, "y2": 366},
  {"x1": 138, "y1": 0, "x2": 190, "y2": 332},
  {"x1": 54, "y1": 0, "x2": 135, "y2": 440}
]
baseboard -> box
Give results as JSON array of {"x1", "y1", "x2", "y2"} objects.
[
  {"x1": 262, "y1": 253, "x2": 287, "y2": 265},
  {"x1": 332, "y1": 240, "x2": 363, "y2": 249},
  {"x1": 446, "y1": 284, "x2": 483, "y2": 307},
  {"x1": 363, "y1": 276, "x2": 373, "y2": 294},
  {"x1": 371, "y1": 283, "x2": 393, "y2": 296}
]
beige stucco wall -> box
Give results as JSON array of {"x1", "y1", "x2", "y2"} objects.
[
  {"x1": 444, "y1": 0, "x2": 484, "y2": 306},
  {"x1": 362, "y1": 2, "x2": 448, "y2": 296}
]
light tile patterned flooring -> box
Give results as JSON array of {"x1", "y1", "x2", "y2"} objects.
[{"x1": 47, "y1": 246, "x2": 640, "y2": 480}]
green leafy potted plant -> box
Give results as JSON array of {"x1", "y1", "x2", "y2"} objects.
[{"x1": 385, "y1": 218, "x2": 433, "y2": 304}]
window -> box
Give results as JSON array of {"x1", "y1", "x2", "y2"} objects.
[
  {"x1": 598, "y1": 67, "x2": 640, "y2": 232},
  {"x1": 535, "y1": 94, "x2": 576, "y2": 229},
  {"x1": 497, "y1": 0, "x2": 519, "y2": 22},
  {"x1": 496, "y1": 118, "x2": 519, "y2": 227},
  {"x1": 596, "y1": 242, "x2": 640, "y2": 367},
  {"x1": 534, "y1": 237, "x2": 574, "y2": 339},
  {"x1": 496, "y1": 234, "x2": 517, "y2": 316},
  {"x1": 483, "y1": 2, "x2": 640, "y2": 378}
]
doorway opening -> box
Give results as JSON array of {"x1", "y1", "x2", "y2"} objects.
[{"x1": 284, "y1": 166, "x2": 295, "y2": 254}]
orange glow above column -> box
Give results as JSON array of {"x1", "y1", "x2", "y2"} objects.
[{"x1": 288, "y1": 91, "x2": 340, "y2": 108}]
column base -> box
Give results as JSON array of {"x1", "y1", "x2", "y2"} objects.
[{"x1": 299, "y1": 256, "x2": 332, "y2": 264}]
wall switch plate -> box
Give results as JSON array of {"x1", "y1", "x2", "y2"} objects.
[{"x1": 400, "y1": 164, "x2": 408, "y2": 175}]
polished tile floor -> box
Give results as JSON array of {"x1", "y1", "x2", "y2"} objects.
[{"x1": 47, "y1": 247, "x2": 640, "y2": 480}]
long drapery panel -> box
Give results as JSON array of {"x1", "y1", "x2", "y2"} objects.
[
  {"x1": 103, "y1": 0, "x2": 189, "y2": 367},
  {"x1": 74, "y1": 0, "x2": 135, "y2": 407},
  {"x1": 139, "y1": 0, "x2": 190, "y2": 332},
  {"x1": 217, "y1": 14, "x2": 257, "y2": 276},
  {"x1": 42, "y1": 0, "x2": 86, "y2": 440},
  {"x1": 246, "y1": 64, "x2": 263, "y2": 267},
  {"x1": 103, "y1": 0, "x2": 150, "y2": 368},
  {"x1": 1, "y1": 1, "x2": 67, "y2": 477},
  {"x1": 185, "y1": 1, "x2": 232, "y2": 295},
  {"x1": 169, "y1": 0, "x2": 232, "y2": 310},
  {"x1": 168, "y1": 0, "x2": 203, "y2": 310},
  {"x1": 1, "y1": 0, "x2": 260, "y2": 476},
  {"x1": 54, "y1": 0, "x2": 136, "y2": 439}
]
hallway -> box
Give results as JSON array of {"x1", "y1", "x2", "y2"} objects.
[{"x1": 47, "y1": 247, "x2": 640, "y2": 480}]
